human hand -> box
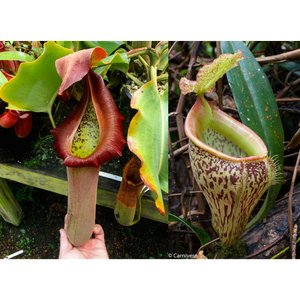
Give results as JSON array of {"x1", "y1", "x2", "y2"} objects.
[{"x1": 59, "y1": 215, "x2": 109, "y2": 259}]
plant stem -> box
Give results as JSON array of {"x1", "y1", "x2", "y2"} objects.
[
  {"x1": 157, "y1": 73, "x2": 168, "y2": 83},
  {"x1": 291, "y1": 223, "x2": 298, "y2": 259},
  {"x1": 127, "y1": 47, "x2": 159, "y2": 66},
  {"x1": 271, "y1": 236, "x2": 300, "y2": 259},
  {"x1": 125, "y1": 72, "x2": 144, "y2": 87},
  {"x1": 132, "y1": 42, "x2": 152, "y2": 49},
  {"x1": 149, "y1": 66, "x2": 158, "y2": 90},
  {"x1": 137, "y1": 55, "x2": 149, "y2": 69},
  {"x1": 138, "y1": 55, "x2": 151, "y2": 80},
  {"x1": 132, "y1": 42, "x2": 152, "y2": 65},
  {"x1": 48, "y1": 110, "x2": 56, "y2": 129}
]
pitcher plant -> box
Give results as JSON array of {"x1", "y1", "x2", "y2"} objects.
[
  {"x1": 51, "y1": 47, "x2": 126, "y2": 246},
  {"x1": 179, "y1": 50, "x2": 280, "y2": 246}
]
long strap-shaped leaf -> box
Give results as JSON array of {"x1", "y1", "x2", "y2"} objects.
[
  {"x1": 127, "y1": 81, "x2": 168, "y2": 215},
  {"x1": 220, "y1": 41, "x2": 284, "y2": 229}
]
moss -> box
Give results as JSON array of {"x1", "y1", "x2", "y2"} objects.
[{"x1": 214, "y1": 240, "x2": 248, "y2": 259}]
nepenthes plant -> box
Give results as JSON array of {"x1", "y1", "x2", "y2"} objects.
[
  {"x1": 179, "y1": 45, "x2": 283, "y2": 246},
  {"x1": 50, "y1": 47, "x2": 126, "y2": 245},
  {"x1": 0, "y1": 41, "x2": 168, "y2": 245}
]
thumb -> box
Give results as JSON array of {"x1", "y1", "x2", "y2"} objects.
[{"x1": 92, "y1": 224, "x2": 106, "y2": 243}]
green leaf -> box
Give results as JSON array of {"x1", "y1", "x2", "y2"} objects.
[
  {"x1": 0, "y1": 41, "x2": 73, "y2": 127},
  {"x1": 95, "y1": 52, "x2": 128, "y2": 66},
  {"x1": 94, "y1": 52, "x2": 129, "y2": 73},
  {"x1": 279, "y1": 61, "x2": 300, "y2": 77},
  {"x1": 83, "y1": 41, "x2": 125, "y2": 55},
  {"x1": 0, "y1": 72, "x2": 8, "y2": 88},
  {"x1": 0, "y1": 51, "x2": 35, "y2": 62},
  {"x1": 221, "y1": 41, "x2": 284, "y2": 229},
  {"x1": 169, "y1": 213, "x2": 210, "y2": 246},
  {"x1": 56, "y1": 41, "x2": 72, "y2": 49},
  {"x1": 127, "y1": 81, "x2": 168, "y2": 215},
  {"x1": 157, "y1": 48, "x2": 168, "y2": 71}
]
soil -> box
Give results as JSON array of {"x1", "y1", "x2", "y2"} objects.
[{"x1": 0, "y1": 181, "x2": 167, "y2": 259}]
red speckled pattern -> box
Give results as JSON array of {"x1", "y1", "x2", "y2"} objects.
[
  {"x1": 189, "y1": 140, "x2": 276, "y2": 246},
  {"x1": 51, "y1": 70, "x2": 126, "y2": 168}
]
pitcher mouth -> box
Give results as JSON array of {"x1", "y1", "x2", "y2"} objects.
[
  {"x1": 51, "y1": 70, "x2": 126, "y2": 168},
  {"x1": 185, "y1": 97, "x2": 268, "y2": 163}
]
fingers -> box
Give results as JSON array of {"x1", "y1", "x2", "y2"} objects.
[
  {"x1": 93, "y1": 224, "x2": 105, "y2": 242},
  {"x1": 92, "y1": 224, "x2": 109, "y2": 258},
  {"x1": 59, "y1": 228, "x2": 73, "y2": 259},
  {"x1": 59, "y1": 228, "x2": 68, "y2": 245}
]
